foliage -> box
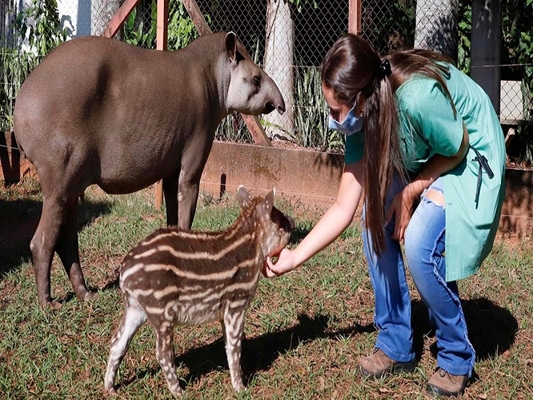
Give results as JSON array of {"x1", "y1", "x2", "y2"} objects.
[
  {"x1": 501, "y1": 0, "x2": 533, "y2": 115},
  {"x1": 0, "y1": 50, "x2": 38, "y2": 130},
  {"x1": 0, "y1": 0, "x2": 67, "y2": 131},
  {"x1": 500, "y1": 0, "x2": 533, "y2": 165},
  {"x1": 286, "y1": 0, "x2": 318, "y2": 13},
  {"x1": 363, "y1": 0, "x2": 416, "y2": 55},
  {"x1": 215, "y1": 114, "x2": 253, "y2": 144},
  {"x1": 11, "y1": 0, "x2": 67, "y2": 55},
  {"x1": 293, "y1": 66, "x2": 343, "y2": 152},
  {"x1": 456, "y1": 1, "x2": 472, "y2": 74},
  {"x1": 122, "y1": 1, "x2": 199, "y2": 50}
]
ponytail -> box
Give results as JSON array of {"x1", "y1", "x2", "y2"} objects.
[{"x1": 362, "y1": 63, "x2": 405, "y2": 255}]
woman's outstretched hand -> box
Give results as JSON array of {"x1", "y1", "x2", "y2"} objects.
[{"x1": 263, "y1": 248, "x2": 297, "y2": 277}]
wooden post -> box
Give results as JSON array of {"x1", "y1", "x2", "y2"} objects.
[
  {"x1": 348, "y1": 0, "x2": 362, "y2": 34},
  {"x1": 154, "y1": 0, "x2": 170, "y2": 210},
  {"x1": 182, "y1": 0, "x2": 212, "y2": 36},
  {"x1": 157, "y1": 0, "x2": 169, "y2": 51},
  {"x1": 101, "y1": 0, "x2": 140, "y2": 38}
]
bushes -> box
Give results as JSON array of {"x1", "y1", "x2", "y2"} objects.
[{"x1": 0, "y1": 0, "x2": 66, "y2": 131}]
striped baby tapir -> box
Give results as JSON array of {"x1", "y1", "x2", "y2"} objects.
[{"x1": 104, "y1": 185, "x2": 294, "y2": 396}]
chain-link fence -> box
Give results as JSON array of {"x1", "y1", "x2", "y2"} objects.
[{"x1": 1, "y1": 0, "x2": 532, "y2": 158}]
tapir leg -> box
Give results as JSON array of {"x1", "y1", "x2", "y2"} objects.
[
  {"x1": 176, "y1": 142, "x2": 212, "y2": 230},
  {"x1": 55, "y1": 201, "x2": 95, "y2": 302},
  {"x1": 177, "y1": 167, "x2": 202, "y2": 230},
  {"x1": 30, "y1": 197, "x2": 69, "y2": 307},
  {"x1": 162, "y1": 176, "x2": 179, "y2": 227}
]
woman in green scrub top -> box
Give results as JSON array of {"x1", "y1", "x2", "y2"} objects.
[{"x1": 264, "y1": 34, "x2": 505, "y2": 397}]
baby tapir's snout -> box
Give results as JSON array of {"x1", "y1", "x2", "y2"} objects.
[{"x1": 105, "y1": 186, "x2": 294, "y2": 396}]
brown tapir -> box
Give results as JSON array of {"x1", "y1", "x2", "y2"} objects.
[{"x1": 13, "y1": 31, "x2": 285, "y2": 308}]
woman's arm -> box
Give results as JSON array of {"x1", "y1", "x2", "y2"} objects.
[
  {"x1": 264, "y1": 160, "x2": 364, "y2": 277},
  {"x1": 389, "y1": 123, "x2": 470, "y2": 241}
]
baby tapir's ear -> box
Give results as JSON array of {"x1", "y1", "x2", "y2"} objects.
[
  {"x1": 236, "y1": 185, "x2": 251, "y2": 209},
  {"x1": 259, "y1": 188, "x2": 275, "y2": 217}
]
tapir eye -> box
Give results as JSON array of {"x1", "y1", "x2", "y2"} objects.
[{"x1": 253, "y1": 76, "x2": 261, "y2": 88}]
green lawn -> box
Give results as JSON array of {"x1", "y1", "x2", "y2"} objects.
[{"x1": 0, "y1": 179, "x2": 531, "y2": 399}]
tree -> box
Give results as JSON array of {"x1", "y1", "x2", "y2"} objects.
[
  {"x1": 264, "y1": 0, "x2": 294, "y2": 139},
  {"x1": 414, "y1": 0, "x2": 458, "y2": 62}
]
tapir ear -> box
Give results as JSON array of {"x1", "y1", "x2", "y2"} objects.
[
  {"x1": 225, "y1": 32, "x2": 237, "y2": 63},
  {"x1": 262, "y1": 188, "x2": 275, "y2": 215},
  {"x1": 236, "y1": 185, "x2": 251, "y2": 209},
  {"x1": 225, "y1": 31, "x2": 244, "y2": 64}
]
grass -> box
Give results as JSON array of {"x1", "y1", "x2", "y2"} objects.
[{"x1": 0, "y1": 179, "x2": 532, "y2": 399}]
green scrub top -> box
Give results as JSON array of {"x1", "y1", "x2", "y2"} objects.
[{"x1": 345, "y1": 64, "x2": 506, "y2": 281}]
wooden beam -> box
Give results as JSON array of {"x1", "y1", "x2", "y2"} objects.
[
  {"x1": 241, "y1": 115, "x2": 271, "y2": 146},
  {"x1": 182, "y1": 0, "x2": 213, "y2": 36},
  {"x1": 348, "y1": 0, "x2": 362, "y2": 34},
  {"x1": 182, "y1": 0, "x2": 272, "y2": 146},
  {"x1": 156, "y1": 0, "x2": 169, "y2": 51},
  {"x1": 154, "y1": 0, "x2": 170, "y2": 210},
  {"x1": 102, "y1": 0, "x2": 141, "y2": 38}
]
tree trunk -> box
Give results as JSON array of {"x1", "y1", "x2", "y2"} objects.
[
  {"x1": 264, "y1": 0, "x2": 294, "y2": 139},
  {"x1": 92, "y1": 0, "x2": 123, "y2": 37},
  {"x1": 415, "y1": 0, "x2": 458, "y2": 62},
  {"x1": 470, "y1": 0, "x2": 501, "y2": 114}
]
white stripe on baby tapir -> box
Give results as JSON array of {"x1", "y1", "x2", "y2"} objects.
[
  {"x1": 120, "y1": 263, "x2": 145, "y2": 285},
  {"x1": 144, "y1": 306, "x2": 165, "y2": 314},
  {"x1": 139, "y1": 230, "x2": 219, "y2": 248},
  {"x1": 152, "y1": 286, "x2": 179, "y2": 299},
  {"x1": 178, "y1": 287, "x2": 218, "y2": 302},
  {"x1": 138, "y1": 258, "x2": 256, "y2": 282},
  {"x1": 120, "y1": 259, "x2": 255, "y2": 295},
  {"x1": 129, "y1": 285, "x2": 206, "y2": 300},
  {"x1": 132, "y1": 233, "x2": 253, "y2": 262},
  {"x1": 129, "y1": 288, "x2": 154, "y2": 298},
  {"x1": 225, "y1": 307, "x2": 246, "y2": 331},
  {"x1": 228, "y1": 299, "x2": 249, "y2": 309},
  {"x1": 202, "y1": 275, "x2": 260, "y2": 303}
]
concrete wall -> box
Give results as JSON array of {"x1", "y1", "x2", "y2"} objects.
[
  {"x1": 1, "y1": 134, "x2": 532, "y2": 236},
  {"x1": 199, "y1": 141, "x2": 345, "y2": 210}
]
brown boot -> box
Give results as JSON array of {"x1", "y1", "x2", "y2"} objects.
[
  {"x1": 426, "y1": 368, "x2": 469, "y2": 397},
  {"x1": 359, "y1": 348, "x2": 417, "y2": 379}
]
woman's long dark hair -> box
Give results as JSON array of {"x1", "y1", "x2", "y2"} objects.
[{"x1": 320, "y1": 34, "x2": 455, "y2": 256}]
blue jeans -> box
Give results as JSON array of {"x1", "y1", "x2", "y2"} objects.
[{"x1": 362, "y1": 176, "x2": 475, "y2": 377}]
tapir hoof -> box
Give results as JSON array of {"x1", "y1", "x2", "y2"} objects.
[
  {"x1": 82, "y1": 290, "x2": 99, "y2": 302},
  {"x1": 37, "y1": 292, "x2": 60, "y2": 309},
  {"x1": 37, "y1": 298, "x2": 62, "y2": 310}
]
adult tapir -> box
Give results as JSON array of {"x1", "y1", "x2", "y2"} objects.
[{"x1": 13, "y1": 31, "x2": 285, "y2": 308}]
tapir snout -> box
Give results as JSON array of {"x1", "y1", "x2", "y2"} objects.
[
  {"x1": 260, "y1": 72, "x2": 286, "y2": 115},
  {"x1": 225, "y1": 33, "x2": 285, "y2": 117},
  {"x1": 13, "y1": 31, "x2": 286, "y2": 308}
]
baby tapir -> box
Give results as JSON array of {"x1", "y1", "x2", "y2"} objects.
[{"x1": 104, "y1": 186, "x2": 294, "y2": 396}]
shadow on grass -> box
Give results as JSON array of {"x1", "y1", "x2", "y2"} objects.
[
  {"x1": 411, "y1": 298, "x2": 518, "y2": 362},
  {"x1": 118, "y1": 313, "x2": 373, "y2": 391},
  {"x1": 0, "y1": 197, "x2": 113, "y2": 277},
  {"x1": 289, "y1": 224, "x2": 312, "y2": 245},
  {"x1": 118, "y1": 296, "x2": 518, "y2": 392}
]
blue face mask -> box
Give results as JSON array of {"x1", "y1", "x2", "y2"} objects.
[{"x1": 328, "y1": 102, "x2": 363, "y2": 136}]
